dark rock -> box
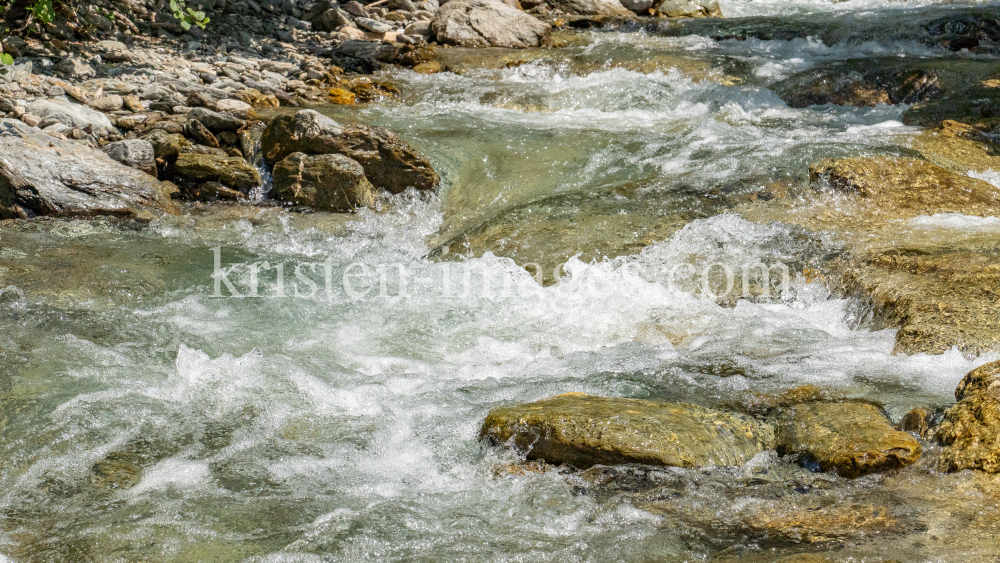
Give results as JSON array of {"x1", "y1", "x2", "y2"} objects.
[
  {"x1": 773, "y1": 63, "x2": 941, "y2": 108},
  {"x1": 261, "y1": 109, "x2": 438, "y2": 193},
  {"x1": 0, "y1": 119, "x2": 177, "y2": 219},
  {"x1": 271, "y1": 152, "x2": 375, "y2": 212},
  {"x1": 186, "y1": 119, "x2": 220, "y2": 148},
  {"x1": 173, "y1": 153, "x2": 262, "y2": 189}
]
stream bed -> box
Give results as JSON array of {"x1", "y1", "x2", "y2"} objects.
[{"x1": 3, "y1": 0, "x2": 1000, "y2": 560}]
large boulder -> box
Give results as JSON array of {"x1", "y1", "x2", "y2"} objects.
[
  {"x1": 937, "y1": 360, "x2": 1000, "y2": 472},
  {"x1": 431, "y1": 0, "x2": 552, "y2": 48},
  {"x1": 0, "y1": 119, "x2": 176, "y2": 219},
  {"x1": 261, "y1": 110, "x2": 438, "y2": 194},
  {"x1": 103, "y1": 139, "x2": 157, "y2": 177},
  {"x1": 271, "y1": 152, "x2": 375, "y2": 212},
  {"x1": 775, "y1": 402, "x2": 922, "y2": 478},
  {"x1": 173, "y1": 153, "x2": 262, "y2": 190},
  {"x1": 480, "y1": 393, "x2": 775, "y2": 468},
  {"x1": 26, "y1": 98, "x2": 115, "y2": 137},
  {"x1": 547, "y1": 0, "x2": 632, "y2": 16}
]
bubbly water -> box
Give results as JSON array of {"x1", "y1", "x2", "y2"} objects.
[{"x1": 2, "y1": 1, "x2": 1000, "y2": 561}]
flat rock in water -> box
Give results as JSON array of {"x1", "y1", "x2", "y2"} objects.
[
  {"x1": 480, "y1": 393, "x2": 775, "y2": 468},
  {"x1": 810, "y1": 156, "x2": 1000, "y2": 217},
  {"x1": 0, "y1": 119, "x2": 177, "y2": 219},
  {"x1": 653, "y1": 0, "x2": 720, "y2": 17},
  {"x1": 775, "y1": 401, "x2": 922, "y2": 478},
  {"x1": 261, "y1": 110, "x2": 439, "y2": 193},
  {"x1": 937, "y1": 360, "x2": 1000, "y2": 473},
  {"x1": 431, "y1": 0, "x2": 552, "y2": 48},
  {"x1": 173, "y1": 153, "x2": 262, "y2": 190}
]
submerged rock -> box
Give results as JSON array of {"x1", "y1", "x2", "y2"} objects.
[
  {"x1": 810, "y1": 156, "x2": 1000, "y2": 216},
  {"x1": 775, "y1": 402, "x2": 922, "y2": 478},
  {"x1": 480, "y1": 393, "x2": 774, "y2": 468},
  {"x1": 271, "y1": 152, "x2": 375, "y2": 212},
  {"x1": 773, "y1": 63, "x2": 941, "y2": 108},
  {"x1": 431, "y1": 0, "x2": 552, "y2": 48},
  {"x1": 173, "y1": 153, "x2": 262, "y2": 190},
  {"x1": 261, "y1": 110, "x2": 439, "y2": 193},
  {"x1": 937, "y1": 360, "x2": 1000, "y2": 473},
  {"x1": 0, "y1": 119, "x2": 176, "y2": 219}
]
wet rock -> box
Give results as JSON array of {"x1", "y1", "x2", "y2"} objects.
[
  {"x1": 261, "y1": 109, "x2": 439, "y2": 193},
  {"x1": 897, "y1": 407, "x2": 932, "y2": 438},
  {"x1": 26, "y1": 98, "x2": 115, "y2": 137},
  {"x1": 810, "y1": 156, "x2": 1000, "y2": 216},
  {"x1": 103, "y1": 139, "x2": 157, "y2": 177},
  {"x1": 271, "y1": 152, "x2": 375, "y2": 212},
  {"x1": 926, "y1": 13, "x2": 1000, "y2": 51},
  {"x1": 547, "y1": 0, "x2": 632, "y2": 16},
  {"x1": 189, "y1": 181, "x2": 246, "y2": 201},
  {"x1": 737, "y1": 502, "x2": 897, "y2": 545},
  {"x1": 432, "y1": 0, "x2": 552, "y2": 48},
  {"x1": 937, "y1": 360, "x2": 1000, "y2": 473},
  {"x1": 653, "y1": 0, "x2": 720, "y2": 17},
  {"x1": 328, "y1": 88, "x2": 357, "y2": 105},
  {"x1": 89, "y1": 456, "x2": 141, "y2": 490},
  {"x1": 174, "y1": 153, "x2": 262, "y2": 190},
  {"x1": 480, "y1": 393, "x2": 775, "y2": 468},
  {"x1": 775, "y1": 402, "x2": 922, "y2": 478},
  {"x1": 186, "y1": 108, "x2": 246, "y2": 133},
  {"x1": 0, "y1": 119, "x2": 177, "y2": 219},
  {"x1": 186, "y1": 119, "x2": 220, "y2": 148},
  {"x1": 773, "y1": 63, "x2": 941, "y2": 108}
]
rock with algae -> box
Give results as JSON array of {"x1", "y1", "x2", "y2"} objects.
[
  {"x1": 480, "y1": 393, "x2": 774, "y2": 468},
  {"x1": 937, "y1": 360, "x2": 1000, "y2": 473},
  {"x1": 775, "y1": 401, "x2": 922, "y2": 478}
]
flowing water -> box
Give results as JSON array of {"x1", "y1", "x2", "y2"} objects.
[{"x1": 3, "y1": 1, "x2": 1000, "y2": 561}]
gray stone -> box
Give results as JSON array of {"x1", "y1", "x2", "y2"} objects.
[
  {"x1": 405, "y1": 20, "x2": 432, "y2": 36},
  {"x1": 103, "y1": 139, "x2": 157, "y2": 177},
  {"x1": 26, "y1": 98, "x2": 115, "y2": 137},
  {"x1": 54, "y1": 57, "x2": 96, "y2": 79},
  {"x1": 620, "y1": 0, "x2": 652, "y2": 12},
  {"x1": 432, "y1": 0, "x2": 551, "y2": 48},
  {"x1": 356, "y1": 17, "x2": 395, "y2": 33},
  {"x1": 548, "y1": 0, "x2": 631, "y2": 15},
  {"x1": 0, "y1": 119, "x2": 176, "y2": 219},
  {"x1": 653, "y1": 0, "x2": 720, "y2": 17},
  {"x1": 142, "y1": 129, "x2": 189, "y2": 161},
  {"x1": 343, "y1": 1, "x2": 368, "y2": 17},
  {"x1": 271, "y1": 152, "x2": 374, "y2": 212},
  {"x1": 313, "y1": 7, "x2": 353, "y2": 32}
]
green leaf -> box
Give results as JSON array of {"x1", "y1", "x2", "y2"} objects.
[
  {"x1": 193, "y1": 10, "x2": 205, "y2": 19},
  {"x1": 180, "y1": 19, "x2": 191, "y2": 30},
  {"x1": 169, "y1": 0, "x2": 179, "y2": 12},
  {"x1": 0, "y1": 53, "x2": 13, "y2": 65}
]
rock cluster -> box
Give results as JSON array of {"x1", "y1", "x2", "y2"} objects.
[
  {"x1": 482, "y1": 392, "x2": 921, "y2": 478},
  {"x1": 937, "y1": 360, "x2": 1000, "y2": 472}
]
